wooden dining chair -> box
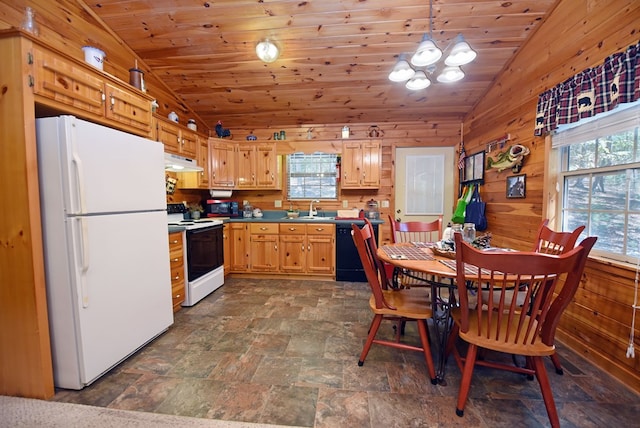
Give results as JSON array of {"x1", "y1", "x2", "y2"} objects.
[
  {"x1": 389, "y1": 215, "x2": 443, "y2": 244},
  {"x1": 447, "y1": 233, "x2": 596, "y2": 428},
  {"x1": 351, "y1": 220, "x2": 438, "y2": 385},
  {"x1": 532, "y1": 219, "x2": 585, "y2": 374},
  {"x1": 388, "y1": 215, "x2": 443, "y2": 288},
  {"x1": 533, "y1": 219, "x2": 585, "y2": 256}
]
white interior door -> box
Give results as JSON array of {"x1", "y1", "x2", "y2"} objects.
[{"x1": 394, "y1": 147, "x2": 455, "y2": 224}]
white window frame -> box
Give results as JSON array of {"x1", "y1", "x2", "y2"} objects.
[
  {"x1": 286, "y1": 153, "x2": 338, "y2": 200},
  {"x1": 553, "y1": 102, "x2": 640, "y2": 264}
]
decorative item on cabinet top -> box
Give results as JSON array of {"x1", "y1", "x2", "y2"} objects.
[
  {"x1": 368, "y1": 125, "x2": 384, "y2": 138},
  {"x1": 215, "y1": 120, "x2": 232, "y2": 138}
]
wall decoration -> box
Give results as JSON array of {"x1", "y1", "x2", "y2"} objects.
[
  {"x1": 506, "y1": 174, "x2": 526, "y2": 199},
  {"x1": 485, "y1": 133, "x2": 511, "y2": 153},
  {"x1": 461, "y1": 151, "x2": 485, "y2": 184},
  {"x1": 165, "y1": 175, "x2": 177, "y2": 195},
  {"x1": 487, "y1": 144, "x2": 530, "y2": 173}
]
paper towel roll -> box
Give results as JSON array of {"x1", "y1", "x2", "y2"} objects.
[{"x1": 209, "y1": 189, "x2": 233, "y2": 198}]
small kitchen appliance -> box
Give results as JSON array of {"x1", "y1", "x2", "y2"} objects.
[{"x1": 204, "y1": 199, "x2": 239, "y2": 217}]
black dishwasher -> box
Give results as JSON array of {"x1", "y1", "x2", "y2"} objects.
[{"x1": 335, "y1": 222, "x2": 379, "y2": 281}]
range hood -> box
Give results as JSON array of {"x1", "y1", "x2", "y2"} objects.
[{"x1": 164, "y1": 153, "x2": 203, "y2": 172}]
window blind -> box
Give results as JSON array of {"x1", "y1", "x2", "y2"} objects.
[
  {"x1": 286, "y1": 153, "x2": 338, "y2": 199},
  {"x1": 552, "y1": 101, "x2": 640, "y2": 148}
]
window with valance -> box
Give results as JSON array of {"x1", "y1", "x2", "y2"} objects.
[{"x1": 535, "y1": 40, "x2": 640, "y2": 136}]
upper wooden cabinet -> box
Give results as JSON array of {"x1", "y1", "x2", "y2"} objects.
[
  {"x1": 341, "y1": 140, "x2": 381, "y2": 189},
  {"x1": 235, "y1": 142, "x2": 280, "y2": 190},
  {"x1": 210, "y1": 140, "x2": 236, "y2": 188},
  {"x1": 31, "y1": 44, "x2": 153, "y2": 137},
  {"x1": 177, "y1": 134, "x2": 210, "y2": 189},
  {"x1": 156, "y1": 117, "x2": 197, "y2": 159}
]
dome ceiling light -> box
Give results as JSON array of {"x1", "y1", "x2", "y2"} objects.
[
  {"x1": 388, "y1": 0, "x2": 476, "y2": 90},
  {"x1": 256, "y1": 39, "x2": 279, "y2": 63}
]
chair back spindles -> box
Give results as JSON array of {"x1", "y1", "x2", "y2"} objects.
[{"x1": 533, "y1": 219, "x2": 585, "y2": 255}]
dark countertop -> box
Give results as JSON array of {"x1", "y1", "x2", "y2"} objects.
[
  {"x1": 168, "y1": 211, "x2": 384, "y2": 233},
  {"x1": 225, "y1": 210, "x2": 384, "y2": 226}
]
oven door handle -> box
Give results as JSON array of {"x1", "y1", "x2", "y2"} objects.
[{"x1": 188, "y1": 225, "x2": 223, "y2": 235}]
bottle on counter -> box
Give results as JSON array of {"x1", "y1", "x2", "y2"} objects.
[{"x1": 442, "y1": 222, "x2": 453, "y2": 241}]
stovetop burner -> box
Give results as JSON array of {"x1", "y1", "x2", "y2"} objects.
[{"x1": 167, "y1": 203, "x2": 223, "y2": 230}]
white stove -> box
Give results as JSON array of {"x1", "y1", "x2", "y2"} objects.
[
  {"x1": 166, "y1": 203, "x2": 225, "y2": 306},
  {"x1": 167, "y1": 203, "x2": 223, "y2": 230},
  {"x1": 167, "y1": 214, "x2": 223, "y2": 230}
]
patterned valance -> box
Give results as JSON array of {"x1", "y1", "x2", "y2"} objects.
[{"x1": 534, "y1": 40, "x2": 640, "y2": 136}]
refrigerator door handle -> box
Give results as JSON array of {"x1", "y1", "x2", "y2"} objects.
[
  {"x1": 71, "y1": 154, "x2": 87, "y2": 215},
  {"x1": 73, "y1": 217, "x2": 90, "y2": 307}
]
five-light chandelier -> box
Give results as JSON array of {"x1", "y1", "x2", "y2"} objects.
[{"x1": 389, "y1": 0, "x2": 477, "y2": 90}]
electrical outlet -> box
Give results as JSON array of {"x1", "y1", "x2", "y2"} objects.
[
  {"x1": 274, "y1": 200, "x2": 282, "y2": 208},
  {"x1": 342, "y1": 200, "x2": 349, "y2": 208},
  {"x1": 381, "y1": 200, "x2": 389, "y2": 208}
]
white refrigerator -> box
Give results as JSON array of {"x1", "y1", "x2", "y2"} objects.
[{"x1": 36, "y1": 116, "x2": 174, "y2": 389}]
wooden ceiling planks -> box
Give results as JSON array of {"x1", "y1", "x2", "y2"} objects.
[{"x1": 85, "y1": 0, "x2": 558, "y2": 128}]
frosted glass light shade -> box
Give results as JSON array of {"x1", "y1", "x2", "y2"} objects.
[
  {"x1": 437, "y1": 66, "x2": 465, "y2": 83},
  {"x1": 256, "y1": 39, "x2": 279, "y2": 63},
  {"x1": 388, "y1": 57, "x2": 416, "y2": 82},
  {"x1": 405, "y1": 71, "x2": 431, "y2": 90},
  {"x1": 444, "y1": 34, "x2": 477, "y2": 66},
  {"x1": 410, "y1": 34, "x2": 442, "y2": 67}
]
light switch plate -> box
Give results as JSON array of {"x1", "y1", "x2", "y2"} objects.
[
  {"x1": 381, "y1": 200, "x2": 389, "y2": 208},
  {"x1": 274, "y1": 200, "x2": 282, "y2": 208},
  {"x1": 342, "y1": 200, "x2": 349, "y2": 208}
]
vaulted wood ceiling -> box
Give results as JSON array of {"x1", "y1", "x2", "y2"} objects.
[{"x1": 88, "y1": 0, "x2": 558, "y2": 128}]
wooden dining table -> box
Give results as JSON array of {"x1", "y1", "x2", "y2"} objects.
[{"x1": 376, "y1": 242, "x2": 464, "y2": 385}]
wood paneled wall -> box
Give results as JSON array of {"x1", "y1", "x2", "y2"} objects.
[
  {"x1": 2, "y1": 0, "x2": 640, "y2": 398},
  {"x1": 0, "y1": 0, "x2": 209, "y2": 131},
  {"x1": 175, "y1": 121, "x2": 462, "y2": 246},
  {"x1": 462, "y1": 0, "x2": 640, "y2": 392}
]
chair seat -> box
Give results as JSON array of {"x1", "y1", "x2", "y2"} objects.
[
  {"x1": 451, "y1": 307, "x2": 555, "y2": 357},
  {"x1": 369, "y1": 288, "x2": 432, "y2": 319}
]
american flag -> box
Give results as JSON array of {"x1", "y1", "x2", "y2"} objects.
[{"x1": 458, "y1": 142, "x2": 466, "y2": 170}]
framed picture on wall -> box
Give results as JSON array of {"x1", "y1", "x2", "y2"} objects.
[
  {"x1": 506, "y1": 174, "x2": 526, "y2": 199},
  {"x1": 461, "y1": 151, "x2": 485, "y2": 184}
]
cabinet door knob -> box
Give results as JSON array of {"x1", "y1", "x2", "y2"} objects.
[{"x1": 173, "y1": 275, "x2": 180, "y2": 280}]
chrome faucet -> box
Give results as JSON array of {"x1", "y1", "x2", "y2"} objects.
[{"x1": 309, "y1": 200, "x2": 319, "y2": 217}]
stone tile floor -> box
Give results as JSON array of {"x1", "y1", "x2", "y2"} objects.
[{"x1": 53, "y1": 278, "x2": 640, "y2": 427}]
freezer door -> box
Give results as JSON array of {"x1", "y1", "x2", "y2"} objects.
[
  {"x1": 36, "y1": 116, "x2": 166, "y2": 214},
  {"x1": 56, "y1": 210, "x2": 173, "y2": 388}
]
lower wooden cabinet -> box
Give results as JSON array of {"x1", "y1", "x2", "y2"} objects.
[
  {"x1": 168, "y1": 231, "x2": 186, "y2": 312},
  {"x1": 223, "y1": 223, "x2": 230, "y2": 274},
  {"x1": 305, "y1": 224, "x2": 335, "y2": 275},
  {"x1": 229, "y1": 223, "x2": 250, "y2": 272},
  {"x1": 249, "y1": 223, "x2": 279, "y2": 272},
  {"x1": 279, "y1": 223, "x2": 335, "y2": 275},
  {"x1": 228, "y1": 221, "x2": 335, "y2": 276}
]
